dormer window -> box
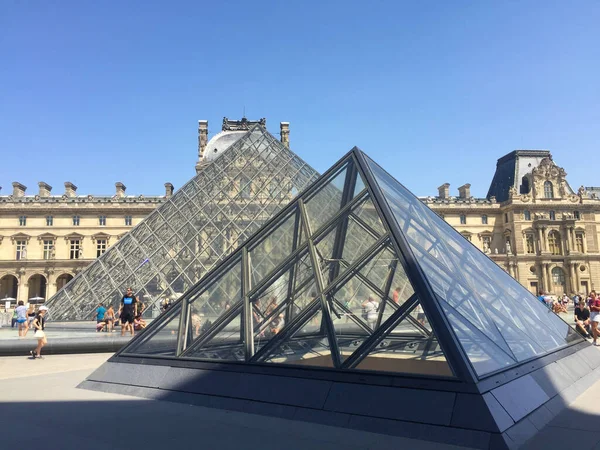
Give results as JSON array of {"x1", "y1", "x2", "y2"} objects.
[{"x1": 544, "y1": 181, "x2": 554, "y2": 199}]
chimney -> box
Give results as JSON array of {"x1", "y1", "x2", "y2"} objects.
[
  {"x1": 164, "y1": 182, "x2": 174, "y2": 198},
  {"x1": 458, "y1": 183, "x2": 471, "y2": 199},
  {"x1": 437, "y1": 183, "x2": 450, "y2": 199},
  {"x1": 64, "y1": 182, "x2": 78, "y2": 197},
  {"x1": 12, "y1": 182, "x2": 26, "y2": 197},
  {"x1": 38, "y1": 182, "x2": 52, "y2": 197},
  {"x1": 196, "y1": 120, "x2": 209, "y2": 174},
  {"x1": 280, "y1": 122, "x2": 290, "y2": 148},
  {"x1": 115, "y1": 182, "x2": 126, "y2": 198}
]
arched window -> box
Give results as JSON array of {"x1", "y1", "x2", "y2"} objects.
[
  {"x1": 460, "y1": 214, "x2": 466, "y2": 225},
  {"x1": 548, "y1": 231, "x2": 562, "y2": 255},
  {"x1": 551, "y1": 267, "x2": 565, "y2": 285},
  {"x1": 549, "y1": 210, "x2": 556, "y2": 220},
  {"x1": 544, "y1": 181, "x2": 554, "y2": 199},
  {"x1": 524, "y1": 210, "x2": 531, "y2": 221},
  {"x1": 521, "y1": 176, "x2": 530, "y2": 194},
  {"x1": 481, "y1": 215, "x2": 488, "y2": 224}
]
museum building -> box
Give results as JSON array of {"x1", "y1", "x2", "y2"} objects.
[{"x1": 1, "y1": 118, "x2": 599, "y2": 305}]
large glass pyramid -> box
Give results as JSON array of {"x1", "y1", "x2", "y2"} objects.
[
  {"x1": 45, "y1": 125, "x2": 319, "y2": 321},
  {"x1": 118, "y1": 148, "x2": 582, "y2": 379}
]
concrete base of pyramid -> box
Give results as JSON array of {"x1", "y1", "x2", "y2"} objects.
[{"x1": 80, "y1": 342, "x2": 600, "y2": 449}]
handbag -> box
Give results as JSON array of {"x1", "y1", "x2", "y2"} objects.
[{"x1": 34, "y1": 330, "x2": 45, "y2": 338}]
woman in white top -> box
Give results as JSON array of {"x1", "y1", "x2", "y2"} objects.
[{"x1": 361, "y1": 296, "x2": 380, "y2": 330}]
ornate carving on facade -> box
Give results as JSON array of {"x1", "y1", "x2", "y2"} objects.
[
  {"x1": 531, "y1": 156, "x2": 570, "y2": 200},
  {"x1": 508, "y1": 185, "x2": 518, "y2": 199},
  {"x1": 222, "y1": 117, "x2": 266, "y2": 131}
]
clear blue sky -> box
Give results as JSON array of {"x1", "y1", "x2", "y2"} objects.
[{"x1": 1, "y1": 1, "x2": 598, "y2": 198}]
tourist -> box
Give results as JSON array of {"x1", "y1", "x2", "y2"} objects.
[
  {"x1": 118, "y1": 287, "x2": 138, "y2": 337},
  {"x1": 361, "y1": 296, "x2": 379, "y2": 329},
  {"x1": 552, "y1": 299, "x2": 567, "y2": 314},
  {"x1": 15, "y1": 301, "x2": 28, "y2": 337},
  {"x1": 133, "y1": 315, "x2": 147, "y2": 331},
  {"x1": 574, "y1": 299, "x2": 592, "y2": 338},
  {"x1": 95, "y1": 303, "x2": 106, "y2": 329},
  {"x1": 11, "y1": 308, "x2": 17, "y2": 329},
  {"x1": 191, "y1": 312, "x2": 202, "y2": 336},
  {"x1": 561, "y1": 293, "x2": 570, "y2": 308},
  {"x1": 265, "y1": 297, "x2": 278, "y2": 316},
  {"x1": 392, "y1": 287, "x2": 401, "y2": 304},
  {"x1": 104, "y1": 305, "x2": 115, "y2": 332},
  {"x1": 269, "y1": 314, "x2": 285, "y2": 335},
  {"x1": 31, "y1": 305, "x2": 48, "y2": 359},
  {"x1": 589, "y1": 291, "x2": 600, "y2": 346},
  {"x1": 538, "y1": 291, "x2": 546, "y2": 306},
  {"x1": 26, "y1": 305, "x2": 36, "y2": 334}
]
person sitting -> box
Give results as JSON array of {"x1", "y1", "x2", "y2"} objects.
[
  {"x1": 133, "y1": 315, "x2": 147, "y2": 331},
  {"x1": 552, "y1": 300, "x2": 567, "y2": 314},
  {"x1": 574, "y1": 299, "x2": 592, "y2": 338}
]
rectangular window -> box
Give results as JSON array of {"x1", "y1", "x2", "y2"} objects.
[
  {"x1": 96, "y1": 239, "x2": 107, "y2": 257},
  {"x1": 46, "y1": 216, "x2": 53, "y2": 226},
  {"x1": 576, "y1": 233, "x2": 584, "y2": 253},
  {"x1": 99, "y1": 215, "x2": 106, "y2": 226},
  {"x1": 43, "y1": 240, "x2": 54, "y2": 260},
  {"x1": 72, "y1": 216, "x2": 80, "y2": 226},
  {"x1": 481, "y1": 215, "x2": 488, "y2": 224},
  {"x1": 504, "y1": 213, "x2": 509, "y2": 223},
  {"x1": 549, "y1": 211, "x2": 556, "y2": 220},
  {"x1": 125, "y1": 215, "x2": 132, "y2": 226},
  {"x1": 70, "y1": 239, "x2": 81, "y2": 259},
  {"x1": 574, "y1": 211, "x2": 580, "y2": 220},
  {"x1": 524, "y1": 210, "x2": 531, "y2": 221},
  {"x1": 462, "y1": 234, "x2": 472, "y2": 242},
  {"x1": 460, "y1": 214, "x2": 466, "y2": 224},
  {"x1": 525, "y1": 234, "x2": 535, "y2": 254},
  {"x1": 16, "y1": 240, "x2": 27, "y2": 260},
  {"x1": 19, "y1": 216, "x2": 26, "y2": 226}
]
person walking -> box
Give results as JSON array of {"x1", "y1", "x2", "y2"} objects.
[
  {"x1": 15, "y1": 301, "x2": 28, "y2": 337},
  {"x1": 31, "y1": 306, "x2": 48, "y2": 359},
  {"x1": 118, "y1": 288, "x2": 138, "y2": 337}
]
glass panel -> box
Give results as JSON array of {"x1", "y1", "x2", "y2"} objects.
[
  {"x1": 183, "y1": 259, "x2": 242, "y2": 351},
  {"x1": 365, "y1": 155, "x2": 582, "y2": 377},
  {"x1": 249, "y1": 210, "x2": 299, "y2": 286},
  {"x1": 262, "y1": 309, "x2": 334, "y2": 368},
  {"x1": 184, "y1": 310, "x2": 244, "y2": 362},
  {"x1": 354, "y1": 299, "x2": 452, "y2": 377},
  {"x1": 351, "y1": 196, "x2": 386, "y2": 237},
  {"x1": 304, "y1": 165, "x2": 349, "y2": 234},
  {"x1": 126, "y1": 306, "x2": 182, "y2": 357}
]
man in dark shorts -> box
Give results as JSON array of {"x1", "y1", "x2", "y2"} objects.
[
  {"x1": 118, "y1": 287, "x2": 138, "y2": 337},
  {"x1": 574, "y1": 299, "x2": 592, "y2": 339}
]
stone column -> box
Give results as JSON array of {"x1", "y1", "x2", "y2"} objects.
[
  {"x1": 536, "y1": 227, "x2": 543, "y2": 254},
  {"x1": 564, "y1": 226, "x2": 570, "y2": 254},
  {"x1": 541, "y1": 227, "x2": 548, "y2": 253},
  {"x1": 17, "y1": 269, "x2": 27, "y2": 302},
  {"x1": 44, "y1": 270, "x2": 57, "y2": 299},
  {"x1": 574, "y1": 263, "x2": 581, "y2": 293},
  {"x1": 569, "y1": 263, "x2": 576, "y2": 293},
  {"x1": 544, "y1": 263, "x2": 551, "y2": 293}
]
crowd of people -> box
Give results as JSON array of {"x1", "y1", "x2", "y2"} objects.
[{"x1": 94, "y1": 287, "x2": 147, "y2": 335}]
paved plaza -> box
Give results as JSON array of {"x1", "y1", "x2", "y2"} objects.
[{"x1": 0, "y1": 352, "x2": 599, "y2": 449}]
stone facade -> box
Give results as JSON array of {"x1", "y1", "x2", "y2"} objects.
[
  {"x1": 1, "y1": 124, "x2": 598, "y2": 305},
  {"x1": 0, "y1": 181, "x2": 167, "y2": 303},
  {"x1": 425, "y1": 151, "x2": 600, "y2": 296}
]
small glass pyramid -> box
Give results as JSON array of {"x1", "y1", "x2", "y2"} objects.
[
  {"x1": 116, "y1": 148, "x2": 583, "y2": 380},
  {"x1": 45, "y1": 125, "x2": 319, "y2": 321}
]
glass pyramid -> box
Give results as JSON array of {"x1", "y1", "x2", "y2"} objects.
[
  {"x1": 45, "y1": 125, "x2": 319, "y2": 321},
  {"x1": 117, "y1": 148, "x2": 582, "y2": 381}
]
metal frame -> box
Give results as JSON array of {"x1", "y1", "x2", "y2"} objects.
[{"x1": 116, "y1": 146, "x2": 584, "y2": 393}]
